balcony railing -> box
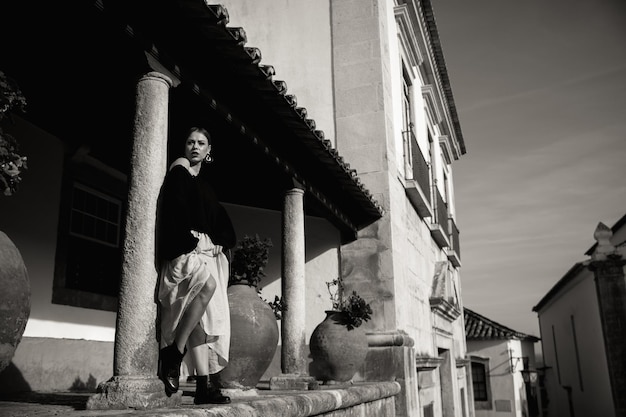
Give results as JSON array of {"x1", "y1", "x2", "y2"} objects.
[
  {"x1": 409, "y1": 130, "x2": 431, "y2": 206},
  {"x1": 429, "y1": 190, "x2": 449, "y2": 248},
  {"x1": 404, "y1": 129, "x2": 432, "y2": 218},
  {"x1": 446, "y1": 217, "x2": 461, "y2": 267},
  {"x1": 435, "y1": 190, "x2": 447, "y2": 226}
]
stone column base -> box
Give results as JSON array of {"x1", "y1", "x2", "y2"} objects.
[
  {"x1": 86, "y1": 376, "x2": 182, "y2": 410},
  {"x1": 269, "y1": 374, "x2": 319, "y2": 390}
]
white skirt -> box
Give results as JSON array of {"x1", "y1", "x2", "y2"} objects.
[{"x1": 158, "y1": 231, "x2": 230, "y2": 372}]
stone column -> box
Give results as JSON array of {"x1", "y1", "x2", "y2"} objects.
[
  {"x1": 87, "y1": 72, "x2": 179, "y2": 409},
  {"x1": 588, "y1": 222, "x2": 626, "y2": 417},
  {"x1": 270, "y1": 185, "x2": 316, "y2": 390},
  {"x1": 281, "y1": 187, "x2": 306, "y2": 374}
]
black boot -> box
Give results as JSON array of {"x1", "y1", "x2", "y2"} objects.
[
  {"x1": 159, "y1": 344, "x2": 187, "y2": 395},
  {"x1": 194, "y1": 375, "x2": 231, "y2": 405}
]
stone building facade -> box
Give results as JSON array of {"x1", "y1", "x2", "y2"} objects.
[
  {"x1": 0, "y1": 1, "x2": 469, "y2": 416},
  {"x1": 220, "y1": 1, "x2": 469, "y2": 415}
]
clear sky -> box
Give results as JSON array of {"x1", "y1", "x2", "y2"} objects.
[{"x1": 431, "y1": 0, "x2": 626, "y2": 336}]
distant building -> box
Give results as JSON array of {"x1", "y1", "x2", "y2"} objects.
[
  {"x1": 464, "y1": 307, "x2": 541, "y2": 417},
  {"x1": 533, "y1": 214, "x2": 626, "y2": 417}
]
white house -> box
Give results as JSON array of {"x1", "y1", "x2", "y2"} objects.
[
  {"x1": 464, "y1": 307, "x2": 541, "y2": 417},
  {"x1": 533, "y1": 214, "x2": 626, "y2": 417}
]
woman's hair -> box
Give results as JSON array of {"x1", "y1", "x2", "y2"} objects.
[{"x1": 186, "y1": 126, "x2": 212, "y2": 145}]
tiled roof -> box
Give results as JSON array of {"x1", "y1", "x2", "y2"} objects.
[
  {"x1": 120, "y1": 1, "x2": 384, "y2": 231},
  {"x1": 464, "y1": 307, "x2": 539, "y2": 342}
]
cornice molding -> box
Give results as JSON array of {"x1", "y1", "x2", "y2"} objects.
[
  {"x1": 430, "y1": 297, "x2": 462, "y2": 321},
  {"x1": 416, "y1": 355, "x2": 444, "y2": 371},
  {"x1": 421, "y1": 84, "x2": 443, "y2": 125},
  {"x1": 394, "y1": 4, "x2": 424, "y2": 70},
  {"x1": 438, "y1": 135, "x2": 453, "y2": 164},
  {"x1": 408, "y1": 0, "x2": 466, "y2": 156}
]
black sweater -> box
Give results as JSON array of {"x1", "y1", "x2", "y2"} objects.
[{"x1": 158, "y1": 165, "x2": 236, "y2": 261}]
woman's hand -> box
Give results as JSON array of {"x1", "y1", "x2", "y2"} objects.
[{"x1": 211, "y1": 245, "x2": 223, "y2": 257}]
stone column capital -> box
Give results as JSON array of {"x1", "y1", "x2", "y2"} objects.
[
  {"x1": 285, "y1": 187, "x2": 305, "y2": 196},
  {"x1": 140, "y1": 71, "x2": 174, "y2": 88}
]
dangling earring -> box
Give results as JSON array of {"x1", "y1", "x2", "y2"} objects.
[{"x1": 204, "y1": 152, "x2": 213, "y2": 164}]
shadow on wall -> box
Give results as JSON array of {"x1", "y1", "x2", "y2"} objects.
[
  {"x1": 70, "y1": 374, "x2": 99, "y2": 392},
  {"x1": 0, "y1": 362, "x2": 31, "y2": 394},
  {"x1": 0, "y1": 364, "x2": 90, "y2": 411},
  {"x1": 0, "y1": 337, "x2": 114, "y2": 394}
]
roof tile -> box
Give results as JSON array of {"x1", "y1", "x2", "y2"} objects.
[{"x1": 464, "y1": 307, "x2": 538, "y2": 341}]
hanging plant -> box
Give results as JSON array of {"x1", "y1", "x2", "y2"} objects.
[{"x1": 0, "y1": 70, "x2": 28, "y2": 196}]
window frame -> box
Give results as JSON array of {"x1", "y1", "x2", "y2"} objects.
[
  {"x1": 69, "y1": 182, "x2": 122, "y2": 248},
  {"x1": 52, "y1": 153, "x2": 127, "y2": 312},
  {"x1": 471, "y1": 357, "x2": 493, "y2": 409}
]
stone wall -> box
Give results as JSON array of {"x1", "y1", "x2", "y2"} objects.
[{"x1": 0, "y1": 337, "x2": 113, "y2": 393}]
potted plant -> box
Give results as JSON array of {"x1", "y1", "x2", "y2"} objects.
[
  {"x1": 0, "y1": 69, "x2": 30, "y2": 374},
  {"x1": 219, "y1": 234, "x2": 281, "y2": 391},
  {"x1": 0, "y1": 70, "x2": 28, "y2": 197},
  {"x1": 325, "y1": 277, "x2": 372, "y2": 330},
  {"x1": 229, "y1": 234, "x2": 273, "y2": 289},
  {"x1": 264, "y1": 295, "x2": 285, "y2": 320},
  {"x1": 309, "y1": 277, "x2": 373, "y2": 384}
]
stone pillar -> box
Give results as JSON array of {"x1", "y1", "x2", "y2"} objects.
[
  {"x1": 363, "y1": 331, "x2": 419, "y2": 417},
  {"x1": 87, "y1": 72, "x2": 179, "y2": 409},
  {"x1": 439, "y1": 349, "x2": 455, "y2": 417},
  {"x1": 588, "y1": 222, "x2": 626, "y2": 417},
  {"x1": 270, "y1": 185, "x2": 316, "y2": 390},
  {"x1": 330, "y1": 0, "x2": 396, "y2": 332},
  {"x1": 281, "y1": 187, "x2": 306, "y2": 374}
]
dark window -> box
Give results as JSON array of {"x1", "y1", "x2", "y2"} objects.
[
  {"x1": 472, "y1": 362, "x2": 488, "y2": 401},
  {"x1": 423, "y1": 403, "x2": 434, "y2": 417},
  {"x1": 52, "y1": 156, "x2": 127, "y2": 312},
  {"x1": 65, "y1": 183, "x2": 123, "y2": 297},
  {"x1": 70, "y1": 184, "x2": 121, "y2": 247}
]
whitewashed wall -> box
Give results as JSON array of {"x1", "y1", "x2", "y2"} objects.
[
  {"x1": 537, "y1": 267, "x2": 615, "y2": 417},
  {"x1": 220, "y1": 0, "x2": 335, "y2": 143},
  {"x1": 0, "y1": 116, "x2": 118, "y2": 342}
]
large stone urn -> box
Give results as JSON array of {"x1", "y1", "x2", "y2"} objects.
[
  {"x1": 218, "y1": 283, "x2": 279, "y2": 391},
  {"x1": 0, "y1": 231, "x2": 31, "y2": 372},
  {"x1": 309, "y1": 310, "x2": 368, "y2": 384}
]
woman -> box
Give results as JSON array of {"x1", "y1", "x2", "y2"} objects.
[{"x1": 157, "y1": 126, "x2": 236, "y2": 405}]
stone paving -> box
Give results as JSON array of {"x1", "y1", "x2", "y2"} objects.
[
  {"x1": 0, "y1": 381, "x2": 400, "y2": 417},
  {"x1": 0, "y1": 382, "x2": 217, "y2": 416}
]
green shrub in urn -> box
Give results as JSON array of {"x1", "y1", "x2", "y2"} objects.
[
  {"x1": 229, "y1": 234, "x2": 273, "y2": 289},
  {"x1": 220, "y1": 234, "x2": 278, "y2": 390},
  {"x1": 327, "y1": 278, "x2": 372, "y2": 330},
  {"x1": 0, "y1": 70, "x2": 28, "y2": 197}
]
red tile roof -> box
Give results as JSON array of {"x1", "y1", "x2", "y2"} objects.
[{"x1": 464, "y1": 307, "x2": 539, "y2": 341}]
